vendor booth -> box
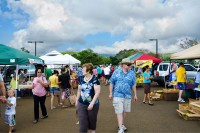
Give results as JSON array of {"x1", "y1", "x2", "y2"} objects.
[
  {"x1": 0, "y1": 44, "x2": 44, "y2": 96},
  {"x1": 171, "y1": 44, "x2": 200, "y2": 99},
  {"x1": 128, "y1": 53, "x2": 162, "y2": 85}
]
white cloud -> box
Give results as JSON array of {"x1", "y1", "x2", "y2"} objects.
[{"x1": 4, "y1": 0, "x2": 200, "y2": 55}]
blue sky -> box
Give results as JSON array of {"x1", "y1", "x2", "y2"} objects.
[{"x1": 0, "y1": 0, "x2": 200, "y2": 56}]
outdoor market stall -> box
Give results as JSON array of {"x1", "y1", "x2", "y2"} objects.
[
  {"x1": 128, "y1": 53, "x2": 162, "y2": 85},
  {"x1": 170, "y1": 44, "x2": 200, "y2": 120},
  {"x1": 171, "y1": 44, "x2": 200, "y2": 99},
  {"x1": 0, "y1": 44, "x2": 44, "y2": 96}
]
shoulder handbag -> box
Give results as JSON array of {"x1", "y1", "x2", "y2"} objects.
[{"x1": 69, "y1": 88, "x2": 76, "y2": 105}]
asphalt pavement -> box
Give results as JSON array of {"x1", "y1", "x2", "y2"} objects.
[{"x1": 0, "y1": 83, "x2": 200, "y2": 133}]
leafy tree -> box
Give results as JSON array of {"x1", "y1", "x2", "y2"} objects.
[
  {"x1": 21, "y1": 47, "x2": 30, "y2": 53},
  {"x1": 160, "y1": 53, "x2": 172, "y2": 61},
  {"x1": 61, "y1": 51, "x2": 77, "y2": 55},
  {"x1": 178, "y1": 38, "x2": 199, "y2": 49},
  {"x1": 76, "y1": 49, "x2": 102, "y2": 65}
]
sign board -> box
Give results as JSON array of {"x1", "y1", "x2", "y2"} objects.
[
  {"x1": 136, "y1": 60, "x2": 153, "y2": 68},
  {"x1": 29, "y1": 59, "x2": 43, "y2": 64},
  {"x1": 10, "y1": 59, "x2": 15, "y2": 63}
]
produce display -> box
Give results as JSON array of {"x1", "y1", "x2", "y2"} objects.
[
  {"x1": 187, "y1": 79, "x2": 194, "y2": 84},
  {"x1": 163, "y1": 89, "x2": 179, "y2": 93}
]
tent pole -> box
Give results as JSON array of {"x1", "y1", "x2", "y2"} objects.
[{"x1": 15, "y1": 65, "x2": 18, "y2": 98}]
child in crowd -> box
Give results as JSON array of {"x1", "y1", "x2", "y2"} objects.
[
  {"x1": 4, "y1": 89, "x2": 16, "y2": 133},
  {"x1": 10, "y1": 75, "x2": 20, "y2": 98}
]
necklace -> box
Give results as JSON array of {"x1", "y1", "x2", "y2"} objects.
[{"x1": 84, "y1": 75, "x2": 92, "y2": 82}]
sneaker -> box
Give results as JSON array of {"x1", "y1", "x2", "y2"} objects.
[
  {"x1": 177, "y1": 98, "x2": 185, "y2": 103},
  {"x1": 122, "y1": 125, "x2": 127, "y2": 131},
  {"x1": 33, "y1": 119, "x2": 38, "y2": 124},
  {"x1": 118, "y1": 128, "x2": 124, "y2": 133},
  {"x1": 41, "y1": 115, "x2": 48, "y2": 119}
]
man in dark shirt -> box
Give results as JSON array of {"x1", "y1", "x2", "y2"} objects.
[{"x1": 58, "y1": 68, "x2": 71, "y2": 108}]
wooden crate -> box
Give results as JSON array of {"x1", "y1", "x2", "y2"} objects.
[
  {"x1": 188, "y1": 98, "x2": 199, "y2": 104},
  {"x1": 179, "y1": 104, "x2": 191, "y2": 110},
  {"x1": 190, "y1": 102, "x2": 200, "y2": 114},
  {"x1": 177, "y1": 109, "x2": 200, "y2": 120}
]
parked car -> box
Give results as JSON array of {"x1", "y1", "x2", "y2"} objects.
[{"x1": 153, "y1": 62, "x2": 197, "y2": 87}]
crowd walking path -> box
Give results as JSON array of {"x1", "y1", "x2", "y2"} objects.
[{"x1": 0, "y1": 83, "x2": 200, "y2": 133}]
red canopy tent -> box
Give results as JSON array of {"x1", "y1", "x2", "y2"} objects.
[{"x1": 134, "y1": 54, "x2": 162, "y2": 63}]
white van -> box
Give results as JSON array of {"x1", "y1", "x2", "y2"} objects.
[{"x1": 153, "y1": 63, "x2": 197, "y2": 86}]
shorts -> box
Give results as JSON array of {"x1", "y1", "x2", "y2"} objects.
[
  {"x1": 50, "y1": 87, "x2": 60, "y2": 95},
  {"x1": 105, "y1": 75, "x2": 110, "y2": 80},
  {"x1": 4, "y1": 114, "x2": 16, "y2": 126},
  {"x1": 177, "y1": 82, "x2": 186, "y2": 90},
  {"x1": 61, "y1": 89, "x2": 71, "y2": 100},
  {"x1": 143, "y1": 83, "x2": 151, "y2": 94},
  {"x1": 113, "y1": 97, "x2": 131, "y2": 114}
]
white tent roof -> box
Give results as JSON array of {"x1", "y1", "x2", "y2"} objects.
[
  {"x1": 64, "y1": 54, "x2": 81, "y2": 64},
  {"x1": 39, "y1": 51, "x2": 69, "y2": 64},
  {"x1": 171, "y1": 44, "x2": 200, "y2": 59},
  {"x1": 39, "y1": 51, "x2": 81, "y2": 65}
]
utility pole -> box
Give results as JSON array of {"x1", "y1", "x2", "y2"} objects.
[
  {"x1": 27, "y1": 41, "x2": 44, "y2": 56},
  {"x1": 149, "y1": 39, "x2": 158, "y2": 58}
]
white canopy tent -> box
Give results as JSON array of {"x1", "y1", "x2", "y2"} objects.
[
  {"x1": 39, "y1": 51, "x2": 69, "y2": 64},
  {"x1": 40, "y1": 51, "x2": 81, "y2": 65},
  {"x1": 171, "y1": 44, "x2": 200, "y2": 59},
  {"x1": 64, "y1": 54, "x2": 81, "y2": 64}
]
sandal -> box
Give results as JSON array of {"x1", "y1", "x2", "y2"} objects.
[
  {"x1": 62, "y1": 105, "x2": 68, "y2": 108},
  {"x1": 51, "y1": 106, "x2": 56, "y2": 110},
  {"x1": 143, "y1": 101, "x2": 148, "y2": 104}
]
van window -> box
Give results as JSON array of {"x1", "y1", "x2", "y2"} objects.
[{"x1": 159, "y1": 64, "x2": 168, "y2": 71}]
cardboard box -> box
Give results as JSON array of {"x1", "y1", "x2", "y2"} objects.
[{"x1": 163, "y1": 92, "x2": 179, "y2": 101}]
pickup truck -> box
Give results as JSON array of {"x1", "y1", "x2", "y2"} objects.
[{"x1": 153, "y1": 63, "x2": 197, "y2": 87}]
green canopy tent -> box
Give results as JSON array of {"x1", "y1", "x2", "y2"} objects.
[
  {"x1": 0, "y1": 44, "x2": 43, "y2": 65},
  {"x1": 128, "y1": 52, "x2": 142, "y2": 61},
  {"x1": 0, "y1": 44, "x2": 44, "y2": 91}
]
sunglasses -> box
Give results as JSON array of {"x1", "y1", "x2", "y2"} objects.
[
  {"x1": 37, "y1": 72, "x2": 42, "y2": 73},
  {"x1": 126, "y1": 64, "x2": 132, "y2": 66}
]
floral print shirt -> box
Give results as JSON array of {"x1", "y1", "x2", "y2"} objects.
[
  {"x1": 78, "y1": 75, "x2": 100, "y2": 105},
  {"x1": 109, "y1": 68, "x2": 136, "y2": 99}
]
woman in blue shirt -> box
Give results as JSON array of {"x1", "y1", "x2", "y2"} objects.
[
  {"x1": 75, "y1": 63, "x2": 101, "y2": 133},
  {"x1": 143, "y1": 65, "x2": 154, "y2": 105}
]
